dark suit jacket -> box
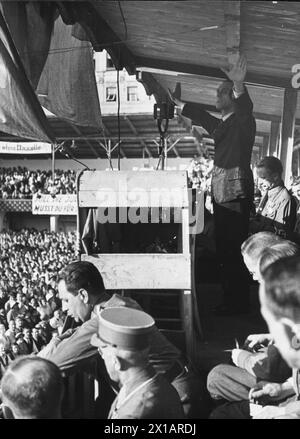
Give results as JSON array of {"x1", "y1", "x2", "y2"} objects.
[{"x1": 182, "y1": 89, "x2": 256, "y2": 203}]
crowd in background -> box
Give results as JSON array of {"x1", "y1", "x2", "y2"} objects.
[
  {"x1": 0, "y1": 229, "x2": 76, "y2": 376},
  {"x1": 0, "y1": 167, "x2": 76, "y2": 199}
]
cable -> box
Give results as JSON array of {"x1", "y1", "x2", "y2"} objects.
[
  {"x1": 55, "y1": 141, "x2": 90, "y2": 170},
  {"x1": 156, "y1": 155, "x2": 162, "y2": 170},
  {"x1": 118, "y1": 1, "x2": 128, "y2": 42},
  {"x1": 117, "y1": 49, "x2": 121, "y2": 171}
]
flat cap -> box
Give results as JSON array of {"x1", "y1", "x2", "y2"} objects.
[{"x1": 91, "y1": 307, "x2": 155, "y2": 351}]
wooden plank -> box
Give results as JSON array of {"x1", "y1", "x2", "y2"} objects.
[
  {"x1": 181, "y1": 290, "x2": 193, "y2": 360},
  {"x1": 135, "y1": 56, "x2": 291, "y2": 89},
  {"x1": 268, "y1": 121, "x2": 280, "y2": 156},
  {"x1": 280, "y1": 88, "x2": 297, "y2": 187},
  {"x1": 181, "y1": 209, "x2": 190, "y2": 256},
  {"x1": 78, "y1": 170, "x2": 189, "y2": 207},
  {"x1": 81, "y1": 254, "x2": 191, "y2": 290}
]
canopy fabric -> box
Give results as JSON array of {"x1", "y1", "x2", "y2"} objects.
[
  {"x1": 0, "y1": 8, "x2": 55, "y2": 143},
  {"x1": 0, "y1": 1, "x2": 55, "y2": 90},
  {"x1": 37, "y1": 15, "x2": 102, "y2": 130}
]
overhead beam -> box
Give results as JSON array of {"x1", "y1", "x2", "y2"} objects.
[
  {"x1": 135, "y1": 56, "x2": 291, "y2": 89},
  {"x1": 279, "y1": 88, "x2": 297, "y2": 187},
  {"x1": 136, "y1": 71, "x2": 172, "y2": 104}
]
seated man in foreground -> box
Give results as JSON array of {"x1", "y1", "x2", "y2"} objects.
[
  {"x1": 91, "y1": 306, "x2": 185, "y2": 419},
  {"x1": 255, "y1": 255, "x2": 300, "y2": 419},
  {"x1": 0, "y1": 356, "x2": 63, "y2": 419}
]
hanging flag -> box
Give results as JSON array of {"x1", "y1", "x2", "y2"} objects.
[
  {"x1": 0, "y1": 9, "x2": 55, "y2": 142},
  {"x1": 37, "y1": 16, "x2": 102, "y2": 129}
]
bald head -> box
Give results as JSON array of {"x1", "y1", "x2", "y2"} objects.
[{"x1": 1, "y1": 356, "x2": 64, "y2": 419}]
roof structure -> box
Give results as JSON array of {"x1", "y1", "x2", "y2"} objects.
[{"x1": 1, "y1": 1, "x2": 300, "y2": 167}]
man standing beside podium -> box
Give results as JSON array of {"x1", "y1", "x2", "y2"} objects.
[{"x1": 169, "y1": 55, "x2": 256, "y2": 315}]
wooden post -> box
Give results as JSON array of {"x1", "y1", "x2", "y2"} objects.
[
  {"x1": 261, "y1": 136, "x2": 269, "y2": 158},
  {"x1": 280, "y1": 88, "x2": 297, "y2": 188},
  {"x1": 268, "y1": 121, "x2": 280, "y2": 157},
  {"x1": 51, "y1": 144, "x2": 55, "y2": 181},
  {"x1": 50, "y1": 215, "x2": 59, "y2": 232}
]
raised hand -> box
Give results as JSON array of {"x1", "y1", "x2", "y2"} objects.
[{"x1": 221, "y1": 54, "x2": 247, "y2": 83}]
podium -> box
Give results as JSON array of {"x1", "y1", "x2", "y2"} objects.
[{"x1": 77, "y1": 170, "x2": 203, "y2": 363}]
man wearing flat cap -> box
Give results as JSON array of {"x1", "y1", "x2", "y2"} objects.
[{"x1": 91, "y1": 307, "x2": 185, "y2": 419}]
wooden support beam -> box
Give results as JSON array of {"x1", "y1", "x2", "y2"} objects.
[
  {"x1": 261, "y1": 135, "x2": 269, "y2": 158},
  {"x1": 135, "y1": 56, "x2": 291, "y2": 89},
  {"x1": 167, "y1": 138, "x2": 181, "y2": 157},
  {"x1": 279, "y1": 88, "x2": 297, "y2": 187},
  {"x1": 268, "y1": 121, "x2": 280, "y2": 156},
  {"x1": 136, "y1": 71, "x2": 172, "y2": 104}
]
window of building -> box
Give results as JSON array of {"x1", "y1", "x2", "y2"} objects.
[
  {"x1": 106, "y1": 53, "x2": 115, "y2": 69},
  {"x1": 127, "y1": 86, "x2": 139, "y2": 102},
  {"x1": 106, "y1": 87, "x2": 117, "y2": 102}
]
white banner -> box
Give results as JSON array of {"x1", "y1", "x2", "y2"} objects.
[
  {"x1": 0, "y1": 142, "x2": 51, "y2": 154},
  {"x1": 32, "y1": 194, "x2": 77, "y2": 215}
]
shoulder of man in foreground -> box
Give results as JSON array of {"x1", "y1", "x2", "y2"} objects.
[{"x1": 38, "y1": 317, "x2": 99, "y2": 370}]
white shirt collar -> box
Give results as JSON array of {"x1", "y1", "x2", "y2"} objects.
[{"x1": 222, "y1": 112, "x2": 234, "y2": 122}]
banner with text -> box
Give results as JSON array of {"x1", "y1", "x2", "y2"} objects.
[
  {"x1": 0, "y1": 142, "x2": 51, "y2": 154},
  {"x1": 32, "y1": 194, "x2": 77, "y2": 215}
]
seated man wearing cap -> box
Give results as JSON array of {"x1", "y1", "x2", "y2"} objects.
[
  {"x1": 91, "y1": 307, "x2": 185, "y2": 419},
  {"x1": 39, "y1": 261, "x2": 209, "y2": 418}
]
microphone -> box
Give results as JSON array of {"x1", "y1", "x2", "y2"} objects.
[{"x1": 55, "y1": 140, "x2": 90, "y2": 170}]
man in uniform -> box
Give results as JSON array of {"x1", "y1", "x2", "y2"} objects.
[
  {"x1": 91, "y1": 306, "x2": 185, "y2": 419},
  {"x1": 39, "y1": 261, "x2": 209, "y2": 418}
]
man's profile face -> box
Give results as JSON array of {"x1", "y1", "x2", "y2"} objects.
[
  {"x1": 243, "y1": 253, "x2": 261, "y2": 282},
  {"x1": 259, "y1": 282, "x2": 300, "y2": 369},
  {"x1": 58, "y1": 280, "x2": 90, "y2": 323},
  {"x1": 257, "y1": 167, "x2": 278, "y2": 191},
  {"x1": 216, "y1": 82, "x2": 233, "y2": 111},
  {"x1": 101, "y1": 345, "x2": 119, "y2": 383}
]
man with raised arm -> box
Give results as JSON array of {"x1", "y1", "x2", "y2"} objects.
[{"x1": 169, "y1": 55, "x2": 256, "y2": 315}]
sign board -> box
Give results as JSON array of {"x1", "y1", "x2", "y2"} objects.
[
  {"x1": 32, "y1": 194, "x2": 77, "y2": 215},
  {"x1": 0, "y1": 142, "x2": 51, "y2": 154}
]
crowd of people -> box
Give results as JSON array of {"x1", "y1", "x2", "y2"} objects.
[
  {"x1": 0, "y1": 167, "x2": 76, "y2": 199},
  {"x1": 0, "y1": 229, "x2": 76, "y2": 376}
]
